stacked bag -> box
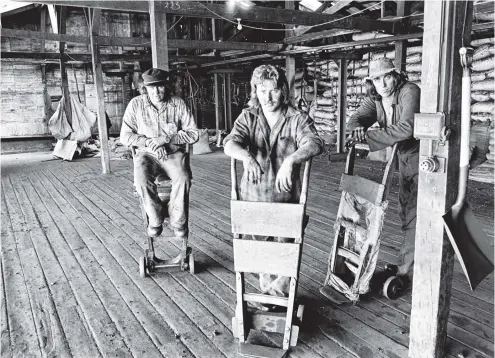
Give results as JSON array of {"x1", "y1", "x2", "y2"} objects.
[
  {"x1": 292, "y1": 31, "x2": 494, "y2": 182},
  {"x1": 470, "y1": 38, "x2": 495, "y2": 123}
]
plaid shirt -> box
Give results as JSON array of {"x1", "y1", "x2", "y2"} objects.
[
  {"x1": 224, "y1": 105, "x2": 324, "y2": 203},
  {"x1": 120, "y1": 94, "x2": 199, "y2": 154}
]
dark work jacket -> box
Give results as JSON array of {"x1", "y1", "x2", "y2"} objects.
[{"x1": 347, "y1": 82, "x2": 421, "y2": 155}]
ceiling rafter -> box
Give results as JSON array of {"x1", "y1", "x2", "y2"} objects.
[
  {"x1": 1, "y1": 28, "x2": 282, "y2": 51},
  {"x1": 17, "y1": 0, "x2": 397, "y2": 33}
]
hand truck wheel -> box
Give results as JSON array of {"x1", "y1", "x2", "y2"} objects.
[
  {"x1": 139, "y1": 256, "x2": 148, "y2": 278},
  {"x1": 383, "y1": 276, "x2": 403, "y2": 299}
]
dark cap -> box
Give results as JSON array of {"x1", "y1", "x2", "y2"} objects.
[{"x1": 142, "y1": 68, "x2": 169, "y2": 86}]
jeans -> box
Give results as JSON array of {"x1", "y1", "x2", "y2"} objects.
[
  {"x1": 133, "y1": 150, "x2": 190, "y2": 237},
  {"x1": 397, "y1": 151, "x2": 419, "y2": 278}
]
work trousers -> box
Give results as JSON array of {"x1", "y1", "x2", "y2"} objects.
[
  {"x1": 396, "y1": 150, "x2": 419, "y2": 279},
  {"x1": 245, "y1": 235, "x2": 294, "y2": 297},
  {"x1": 134, "y1": 151, "x2": 190, "y2": 237}
]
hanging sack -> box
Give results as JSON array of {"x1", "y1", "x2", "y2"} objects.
[
  {"x1": 48, "y1": 96, "x2": 73, "y2": 139},
  {"x1": 69, "y1": 94, "x2": 97, "y2": 142}
]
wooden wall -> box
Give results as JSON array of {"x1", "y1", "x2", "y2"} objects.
[{"x1": 1, "y1": 7, "x2": 145, "y2": 137}]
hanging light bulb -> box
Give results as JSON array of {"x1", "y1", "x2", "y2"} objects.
[{"x1": 237, "y1": 18, "x2": 242, "y2": 31}]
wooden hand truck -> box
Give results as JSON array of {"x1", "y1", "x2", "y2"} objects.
[
  {"x1": 131, "y1": 145, "x2": 195, "y2": 278},
  {"x1": 320, "y1": 143, "x2": 403, "y2": 304},
  {"x1": 230, "y1": 158, "x2": 312, "y2": 358}
]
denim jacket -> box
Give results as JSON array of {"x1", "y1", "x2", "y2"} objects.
[{"x1": 347, "y1": 82, "x2": 421, "y2": 155}]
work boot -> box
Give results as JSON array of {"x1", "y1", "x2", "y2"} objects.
[{"x1": 147, "y1": 224, "x2": 163, "y2": 237}]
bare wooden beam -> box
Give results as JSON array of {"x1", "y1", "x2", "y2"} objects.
[
  {"x1": 285, "y1": 28, "x2": 357, "y2": 45},
  {"x1": 23, "y1": 0, "x2": 396, "y2": 32},
  {"x1": 285, "y1": 0, "x2": 296, "y2": 99},
  {"x1": 0, "y1": 28, "x2": 281, "y2": 51},
  {"x1": 293, "y1": 0, "x2": 355, "y2": 36},
  {"x1": 47, "y1": 4, "x2": 58, "y2": 34},
  {"x1": 214, "y1": 73, "x2": 222, "y2": 144},
  {"x1": 149, "y1": 0, "x2": 168, "y2": 70},
  {"x1": 322, "y1": 0, "x2": 355, "y2": 15},
  {"x1": 282, "y1": 32, "x2": 422, "y2": 54},
  {"x1": 394, "y1": 1, "x2": 407, "y2": 72},
  {"x1": 90, "y1": 8, "x2": 110, "y2": 174},
  {"x1": 336, "y1": 58, "x2": 347, "y2": 154},
  {"x1": 40, "y1": 6, "x2": 46, "y2": 52},
  {"x1": 59, "y1": 6, "x2": 71, "y2": 125},
  {"x1": 0, "y1": 3, "x2": 38, "y2": 17},
  {"x1": 185, "y1": 53, "x2": 272, "y2": 68},
  {"x1": 225, "y1": 73, "x2": 232, "y2": 131},
  {"x1": 409, "y1": 1, "x2": 473, "y2": 357}
]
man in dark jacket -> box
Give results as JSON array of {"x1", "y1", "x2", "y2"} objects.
[{"x1": 347, "y1": 58, "x2": 421, "y2": 285}]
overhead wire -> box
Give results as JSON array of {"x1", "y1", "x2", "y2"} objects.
[{"x1": 196, "y1": 1, "x2": 397, "y2": 32}]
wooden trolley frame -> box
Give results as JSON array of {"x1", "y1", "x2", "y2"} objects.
[
  {"x1": 320, "y1": 143, "x2": 403, "y2": 303},
  {"x1": 230, "y1": 158, "x2": 312, "y2": 358}
]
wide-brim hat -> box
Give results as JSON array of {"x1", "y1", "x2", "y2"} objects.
[
  {"x1": 364, "y1": 58, "x2": 399, "y2": 80},
  {"x1": 142, "y1": 68, "x2": 170, "y2": 86}
]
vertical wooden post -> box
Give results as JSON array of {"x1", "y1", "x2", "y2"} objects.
[
  {"x1": 336, "y1": 59, "x2": 347, "y2": 154},
  {"x1": 214, "y1": 72, "x2": 222, "y2": 146},
  {"x1": 409, "y1": 2, "x2": 472, "y2": 357},
  {"x1": 285, "y1": 0, "x2": 296, "y2": 100},
  {"x1": 59, "y1": 6, "x2": 71, "y2": 125},
  {"x1": 225, "y1": 73, "x2": 232, "y2": 131},
  {"x1": 222, "y1": 74, "x2": 228, "y2": 131},
  {"x1": 149, "y1": 0, "x2": 168, "y2": 70},
  {"x1": 40, "y1": 6, "x2": 46, "y2": 52},
  {"x1": 394, "y1": 1, "x2": 407, "y2": 72},
  {"x1": 90, "y1": 8, "x2": 110, "y2": 174},
  {"x1": 47, "y1": 5, "x2": 58, "y2": 34}
]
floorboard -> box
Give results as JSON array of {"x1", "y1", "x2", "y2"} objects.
[{"x1": 1, "y1": 151, "x2": 493, "y2": 358}]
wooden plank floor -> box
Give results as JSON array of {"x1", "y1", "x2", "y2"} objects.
[{"x1": 1, "y1": 150, "x2": 493, "y2": 358}]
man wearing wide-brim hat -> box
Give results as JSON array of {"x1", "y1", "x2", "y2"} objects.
[
  {"x1": 347, "y1": 57, "x2": 421, "y2": 290},
  {"x1": 120, "y1": 68, "x2": 199, "y2": 239}
]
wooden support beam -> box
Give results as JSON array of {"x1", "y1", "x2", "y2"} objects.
[
  {"x1": 183, "y1": 53, "x2": 272, "y2": 69},
  {"x1": 47, "y1": 4, "x2": 58, "y2": 33},
  {"x1": 89, "y1": 8, "x2": 111, "y2": 174},
  {"x1": 23, "y1": 0, "x2": 396, "y2": 32},
  {"x1": 285, "y1": 0, "x2": 296, "y2": 100},
  {"x1": 225, "y1": 73, "x2": 232, "y2": 131},
  {"x1": 285, "y1": 28, "x2": 357, "y2": 45},
  {"x1": 282, "y1": 32, "x2": 422, "y2": 55},
  {"x1": 0, "y1": 51, "x2": 214, "y2": 64},
  {"x1": 149, "y1": 0, "x2": 168, "y2": 70},
  {"x1": 0, "y1": 3, "x2": 38, "y2": 17},
  {"x1": 59, "y1": 6, "x2": 71, "y2": 125},
  {"x1": 336, "y1": 59, "x2": 347, "y2": 154},
  {"x1": 394, "y1": 1, "x2": 407, "y2": 72},
  {"x1": 40, "y1": 6, "x2": 47, "y2": 52},
  {"x1": 0, "y1": 28, "x2": 281, "y2": 51},
  {"x1": 409, "y1": 1, "x2": 473, "y2": 357},
  {"x1": 293, "y1": 0, "x2": 354, "y2": 36},
  {"x1": 214, "y1": 73, "x2": 222, "y2": 145}
]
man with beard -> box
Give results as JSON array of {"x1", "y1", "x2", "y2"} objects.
[
  {"x1": 347, "y1": 58, "x2": 421, "y2": 288},
  {"x1": 120, "y1": 68, "x2": 199, "y2": 240},
  {"x1": 223, "y1": 64, "x2": 324, "y2": 302}
]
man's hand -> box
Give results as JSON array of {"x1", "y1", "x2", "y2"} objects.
[
  {"x1": 154, "y1": 146, "x2": 168, "y2": 160},
  {"x1": 243, "y1": 155, "x2": 263, "y2": 184},
  {"x1": 276, "y1": 157, "x2": 294, "y2": 193},
  {"x1": 147, "y1": 135, "x2": 170, "y2": 151}
]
